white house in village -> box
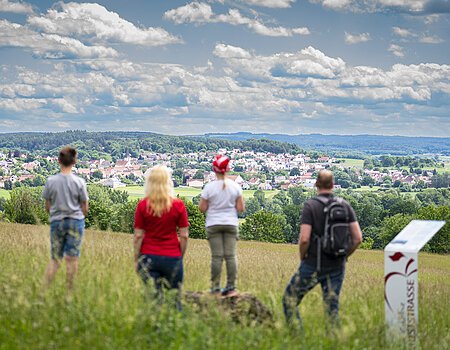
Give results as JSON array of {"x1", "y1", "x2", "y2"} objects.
[
  {"x1": 187, "y1": 179, "x2": 204, "y2": 188},
  {"x1": 100, "y1": 177, "x2": 126, "y2": 188}
]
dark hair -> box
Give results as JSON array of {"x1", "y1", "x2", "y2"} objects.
[
  {"x1": 315, "y1": 170, "x2": 334, "y2": 190},
  {"x1": 58, "y1": 147, "x2": 77, "y2": 167}
]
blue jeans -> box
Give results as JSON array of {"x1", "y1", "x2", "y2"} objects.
[
  {"x1": 282, "y1": 262, "x2": 345, "y2": 325},
  {"x1": 50, "y1": 218, "x2": 85, "y2": 259},
  {"x1": 137, "y1": 254, "x2": 184, "y2": 309}
]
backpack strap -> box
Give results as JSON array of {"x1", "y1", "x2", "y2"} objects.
[
  {"x1": 312, "y1": 195, "x2": 331, "y2": 207},
  {"x1": 310, "y1": 195, "x2": 333, "y2": 273}
]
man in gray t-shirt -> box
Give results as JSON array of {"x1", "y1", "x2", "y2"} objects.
[{"x1": 43, "y1": 147, "x2": 89, "y2": 291}]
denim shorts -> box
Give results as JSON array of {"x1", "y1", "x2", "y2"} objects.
[{"x1": 50, "y1": 218, "x2": 85, "y2": 259}]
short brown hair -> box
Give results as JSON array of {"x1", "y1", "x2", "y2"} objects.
[
  {"x1": 315, "y1": 170, "x2": 334, "y2": 190},
  {"x1": 58, "y1": 147, "x2": 77, "y2": 167}
]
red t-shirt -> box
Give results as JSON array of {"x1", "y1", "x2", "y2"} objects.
[{"x1": 134, "y1": 198, "x2": 189, "y2": 257}]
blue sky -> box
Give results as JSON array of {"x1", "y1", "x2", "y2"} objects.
[{"x1": 0, "y1": 0, "x2": 449, "y2": 136}]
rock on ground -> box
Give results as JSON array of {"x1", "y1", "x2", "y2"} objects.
[{"x1": 184, "y1": 291, "x2": 273, "y2": 325}]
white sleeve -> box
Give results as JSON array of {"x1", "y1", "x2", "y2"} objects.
[
  {"x1": 201, "y1": 184, "x2": 210, "y2": 199},
  {"x1": 236, "y1": 182, "x2": 243, "y2": 196}
]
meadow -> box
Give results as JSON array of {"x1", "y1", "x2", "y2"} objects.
[
  {"x1": 125, "y1": 186, "x2": 279, "y2": 201},
  {"x1": 1, "y1": 223, "x2": 449, "y2": 349}
]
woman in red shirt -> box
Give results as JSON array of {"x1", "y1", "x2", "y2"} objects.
[{"x1": 133, "y1": 165, "x2": 189, "y2": 307}]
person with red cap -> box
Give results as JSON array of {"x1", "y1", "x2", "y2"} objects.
[{"x1": 199, "y1": 155, "x2": 245, "y2": 296}]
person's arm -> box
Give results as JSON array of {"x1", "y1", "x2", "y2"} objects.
[
  {"x1": 134, "y1": 229, "x2": 145, "y2": 269},
  {"x1": 178, "y1": 227, "x2": 189, "y2": 257},
  {"x1": 81, "y1": 201, "x2": 89, "y2": 216},
  {"x1": 45, "y1": 200, "x2": 51, "y2": 213},
  {"x1": 235, "y1": 195, "x2": 245, "y2": 213},
  {"x1": 347, "y1": 221, "x2": 362, "y2": 257},
  {"x1": 199, "y1": 198, "x2": 208, "y2": 213},
  {"x1": 299, "y1": 224, "x2": 312, "y2": 260},
  {"x1": 80, "y1": 181, "x2": 89, "y2": 216}
]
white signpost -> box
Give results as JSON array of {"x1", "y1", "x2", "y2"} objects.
[{"x1": 384, "y1": 220, "x2": 445, "y2": 346}]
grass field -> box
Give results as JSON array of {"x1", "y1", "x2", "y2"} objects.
[
  {"x1": 336, "y1": 158, "x2": 365, "y2": 169},
  {"x1": 124, "y1": 186, "x2": 279, "y2": 201},
  {"x1": 0, "y1": 189, "x2": 10, "y2": 199},
  {"x1": 1, "y1": 223, "x2": 449, "y2": 349}
]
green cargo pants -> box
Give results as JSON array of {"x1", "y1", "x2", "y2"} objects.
[{"x1": 206, "y1": 225, "x2": 238, "y2": 291}]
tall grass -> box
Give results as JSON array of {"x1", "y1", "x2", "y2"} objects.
[{"x1": 0, "y1": 222, "x2": 449, "y2": 349}]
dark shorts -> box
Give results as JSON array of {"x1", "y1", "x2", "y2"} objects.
[
  {"x1": 137, "y1": 254, "x2": 183, "y2": 290},
  {"x1": 50, "y1": 218, "x2": 85, "y2": 259}
]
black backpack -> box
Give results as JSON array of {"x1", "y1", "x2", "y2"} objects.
[{"x1": 313, "y1": 196, "x2": 352, "y2": 260}]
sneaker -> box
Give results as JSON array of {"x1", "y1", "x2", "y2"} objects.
[
  {"x1": 210, "y1": 288, "x2": 221, "y2": 296},
  {"x1": 221, "y1": 287, "x2": 238, "y2": 297}
]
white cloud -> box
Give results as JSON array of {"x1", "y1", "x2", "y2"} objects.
[
  {"x1": 213, "y1": 44, "x2": 252, "y2": 59},
  {"x1": 1, "y1": 44, "x2": 449, "y2": 136},
  {"x1": 310, "y1": 0, "x2": 432, "y2": 13},
  {"x1": 237, "y1": 0, "x2": 296, "y2": 8},
  {"x1": 0, "y1": 19, "x2": 118, "y2": 59},
  {"x1": 344, "y1": 32, "x2": 371, "y2": 44},
  {"x1": 419, "y1": 35, "x2": 444, "y2": 44},
  {"x1": 392, "y1": 26, "x2": 415, "y2": 37},
  {"x1": 28, "y1": 2, "x2": 181, "y2": 46},
  {"x1": 424, "y1": 14, "x2": 440, "y2": 23},
  {"x1": 164, "y1": 2, "x2": 310, "y2": 37},
  {"x1": 0, "y1": 0, "x2": 33, "y2": 14},
  {"x1": 0, "y1": 97, "x2": 46, "y2": 112},
  {"x1": 388, "y1": 44, "x2": 405, "y2": 57},
  {"x1": 315, "y1": 0, "x2": 351, "y2": 10}
]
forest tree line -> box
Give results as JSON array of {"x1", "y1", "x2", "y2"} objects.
[{"x1": 2, "y1": 185, "x2": 449, "y2": 254}]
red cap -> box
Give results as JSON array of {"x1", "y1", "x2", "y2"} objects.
[{"x1": 212, "y1": 155, "x2": 230, "y2": 174}]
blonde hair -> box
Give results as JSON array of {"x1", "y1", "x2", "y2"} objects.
[{"x1": 145, "y1": 165, "x2": 174, "y2": 217}]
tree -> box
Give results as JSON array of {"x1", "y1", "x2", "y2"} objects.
[
  {"x1": 245, "y1": 197, "x2": 261, "y2": 217},
  {"x1": 91, "y1": 170, "x2": 103, "y2": 180},
  {"x1": 4, "y1": 187, "x2": 48, "y2": 224},
  {"x1": 273, "y1": 190, "x2": 290, "y2": 208},
  {"x1": 240, "y1": 210, "x2": 285, "y2": 243},
  {"x1": 431, "y1": 172, "x2": 450, "y2": 188},
  {"x1": 183, "y1": 199, "x2": 206, "y2": 239},
  {"x1": 289, "y1": 168, "x2": 300, "y2": 176},
  {"x1": 288, "y1": 186, "x2": 307, "y2": 206},
  {"x1": 282, "y1": 204, "x2": 301, "y2": 243},
  {"x1": 110, "y1": 199, "x2": 139, "y2": 233},
  {"x1": 4, "y1": 180, "x2": 13, "y2": 190},
  {"x1": 253, "y1": 190, "x2": 266, "y2": 207},
  {"x1": 379, "y1": 206, "x2": 449, "y2": 253}
]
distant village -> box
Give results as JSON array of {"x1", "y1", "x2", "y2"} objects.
[{"x1": 0, "y1": 148, "x2": 437, "y2": 191}]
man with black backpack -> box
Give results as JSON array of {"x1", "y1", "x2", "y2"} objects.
[{"x1": 282, "y1": 170, "x2": 362, "y2": 327}]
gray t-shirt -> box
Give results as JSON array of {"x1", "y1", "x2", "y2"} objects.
[{"x1": 42, "y1": 173, "x2": 88, "y2": 222}]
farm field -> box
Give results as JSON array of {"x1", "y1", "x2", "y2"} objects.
[
  {"x1": 336, "y1": 158, "x2": 365, "y2": 169},
  {"x1": 124, "y1": 186, "x2": 279, "y2": 200},
  {"x1": 1, "y1": 223, "x2": 449, "y2": 349}
]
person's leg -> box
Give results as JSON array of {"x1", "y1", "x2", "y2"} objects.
[
  {"x1": 44, "y1": 259, "x2": 61, "y2": 287},
  {"x1": 319, "y1": 265, "x2": 345, "y2": 325},
  {"x1": 44, "y1": 220, "x2": 64, "y2": 287},
  {"x1": 222, "y1": 226, "x2": 238, "y2": 292},
  {"x1": 137, "y1": 255, "x2": 161, "y2": 303},
  {"x1": 282, "y1": 263, "x2": 318, "y2": 325},
  {"x1": 65, "y1": 256, "x2": 78, "y2": 291},
  {"x1": 165, "y1": 257, "x2": 184, "y2": 310},
  {"x1": 63, "y1": 219, "x2": 84, "y2": 291},
  {"x1": 207, "y1": 226, "x2": 224, "y2": 292}
]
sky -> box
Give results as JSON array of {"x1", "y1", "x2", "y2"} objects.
[{"x1": 0, "y1": 0, "x2": 449, "y2": 137}]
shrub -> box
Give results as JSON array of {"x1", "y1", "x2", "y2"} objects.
[
  {"x1": 240, "y1": 210, "x2": 285, "y2": 243},
  {"x1": 4, "y1": 187, "x2": 48, "y2": 224}
]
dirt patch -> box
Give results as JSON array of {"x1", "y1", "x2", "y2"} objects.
[{"x1": 184, "y1": 291, "x2": 273, "y2": 325}]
